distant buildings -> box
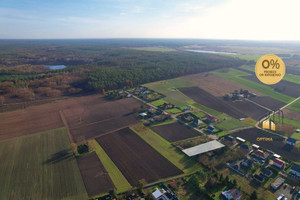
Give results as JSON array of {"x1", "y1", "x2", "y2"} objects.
[{"x1": 221, "y1": 188, "x2": 242, "y2": 200}]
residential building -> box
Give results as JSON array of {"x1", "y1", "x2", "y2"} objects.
[
  {"x1": 289, "y1": 165, "x2": 300, "y2": 177},
  {"x1": 254, "y1": 150, "x2": 269, "y2": 159},
  {"x1": 221, "y1": 188, "x2": 241, "y2": 200},
  {"x1": 273, "y1": 158, "x2": 285, "y2": 169}
]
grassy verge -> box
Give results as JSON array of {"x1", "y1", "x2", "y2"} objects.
[
  {"x1": 130, "y1": 124, "x2": 200, "y2": 174},
  {"x1": 93, "y1": 140, "x2": 131, "y2": 193}
]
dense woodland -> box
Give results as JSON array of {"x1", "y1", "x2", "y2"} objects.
[{"x1": 0, "y1": 39, "x2": 262, "y2": 103}]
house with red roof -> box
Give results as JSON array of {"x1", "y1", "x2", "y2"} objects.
[
  {"x1": 273, "y1": 158, "x2": 285, "y2": 169},
  {"x1": 221, "y1": 188, "x2": 241, "y2": 200},
  {"x1": 254, "y1": 150, "x2": 269, "y2": 160}
]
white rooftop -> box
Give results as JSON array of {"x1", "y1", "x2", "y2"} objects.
[
  {"x1": 183, "y1": 140, "x2": 225, "y2": 157},
  {"x1": 152, "y1": 189, "x2": 163, "y2": 199}
]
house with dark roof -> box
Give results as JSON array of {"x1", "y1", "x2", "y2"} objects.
[
  {"x1": 241, "y1": 158, "x2": 253, "y2": 168},
  {"x1": 254, "y1": 150, "x2": 269, "y2": 160},
  {"x1": 253, "y1": 174, "x2": 265, "y2": 183},
  {"x1": 260, "y1": 168, "x2": 273, "y2": 178},
  {"x1": 207, "y1": 125, "x2": 216, "y2": 133},
  {"x1": 224, "y1": 135, "x2": 235, "y2": 143},
  {"x1": 287, "y1": 137, "x2": 296, "y2": 146},
  {"x1": 206, "y1": 114, "x2": 216, "y2": 123},
  {"x1": 273, "y1": 158, "x2": 285, "y2": 169},
  {"x1": 289, "y1": 165, "x2": 300, "y2": 177},
  {"x1": 221, "y1": 188, "x2": 241, "y2": 200},
  {"x1": 193, "y1": 119, "x2": 203, "y2": 126}
]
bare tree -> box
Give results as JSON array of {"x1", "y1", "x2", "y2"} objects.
[{"x1": 0, "y1": 96, "x2": 4, "y2": 105}]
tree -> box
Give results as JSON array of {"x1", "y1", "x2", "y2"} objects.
[
  {"x1": 232, "y1": 179, "x2": 237, "y2": 187},
  {"x1": 0, "y1": 96, "x2": 4, "y2": 105},
  {"x1": 249, "y1": 191, "x2": 258, "y2": 200},
  {"x1": 145, "y1": 192, "x2": 154, "y2": 200},
  {"x1": 136, "y1": 181, "x2": 144, "y2": 193}
]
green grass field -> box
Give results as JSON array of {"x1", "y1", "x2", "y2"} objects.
[
  {"x1": 131, "y1": 124, "x2": 200, "y2": 174},
  {"x1": 167, "y1": 108, "x2": 183, "y2": 114},
  {"x1": 215, "y1": 114, "x2": 249, "y2": 131},
  {"x1": 288, "y1": 99, "x2": 300, "y2": 112},
  {"x1": 213, "y1": 68, "x2": 294, "y2": 103},
  {"x1": 93, "y1": 140, "x2": 131, "y2": 193},
  {"x1": 151, "y1": 99, "x2": 169, "y2": 106},
  {"x1": 144, "y1": 78, "x2": 196, "y2": 107},
  {"x1": 239, "y1": 65, "x2": 300, "y2": 84},
  {"x1": 0, "y1": 128, "x2": 88, "y2": 200}
]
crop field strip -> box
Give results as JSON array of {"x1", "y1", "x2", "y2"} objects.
[
  {"x1": 179, "y1": 87, "x2": 247, "y2": 119},
  {"x1": 0, "y1": 128, "x2": 88, "y2": 200},
  {"x1": 182, "y1": 72, "x2": 264, "y2": 97},
  {"x1": 95, "y1": 127, "x2": 183, "y2": 186},
  {"x1": 231, "y1": 128, "x2": 300, "y2": 162},
  {"x1": 131, "y1": 124, "x2": 200, "y2": 174},
  {"x1": 0, "y1": 94, "x2": 145, "y2": 142},
  {"x1": 76, "y1": 152, "x2": 115, "y2": 197},
  {"x1": 151, "y1": 122, "x2": 200, "y2": 142}
]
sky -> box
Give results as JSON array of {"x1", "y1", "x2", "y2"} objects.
[{"x1": 0, "y1": 0, "x2": 300, "y2": 40}]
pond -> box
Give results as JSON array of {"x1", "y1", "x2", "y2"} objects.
[
  {"x1": 46, "y1": 65, "x2": 67, "y2": 70},
  {"x1": 186, "y1": 49, "x2": 239, "y2": 55}
]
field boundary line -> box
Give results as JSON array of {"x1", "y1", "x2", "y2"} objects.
[
  {"x1": 59, "y1": 110, "x2": 74, "y2": 143},
  {"x1": 245, "y1": 98, "x2": 272, "y2": 111}
]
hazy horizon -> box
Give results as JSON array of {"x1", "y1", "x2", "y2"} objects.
[{"x1": 1, "y1": 0, "x2": 300, "y2": 40}]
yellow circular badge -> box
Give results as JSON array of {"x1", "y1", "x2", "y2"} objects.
[{"x1": 255, "y1": 54, "x2": 285, "y2": 85}]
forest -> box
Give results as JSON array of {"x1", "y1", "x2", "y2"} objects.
[{"x1": 0, "y1": 39, "x2": 252, "y2": 103}]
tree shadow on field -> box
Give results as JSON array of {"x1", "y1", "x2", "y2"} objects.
[{"x1": 43, "y1": 149, "x2": 74, "y2": 165}]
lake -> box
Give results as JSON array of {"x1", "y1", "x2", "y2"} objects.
[
  {"x1": 46, "y1": 65, "x2": 67, "y2": 70},
  {"x1": 186, "y1": 49, "x2": 239, "y2": 55}
]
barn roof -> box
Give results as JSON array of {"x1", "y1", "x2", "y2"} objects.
[{"x1": 182, "y1": 140, "x2": 225, "y2": 157}]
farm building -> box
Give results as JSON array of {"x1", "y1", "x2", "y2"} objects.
[
  {"x1": 289, "y1": 165, "x2": 300, "y2": 177},
  {"x1": 271, "y1": 177, "x2": 285, "y2": 190},
  {"x1": 254, "y1": 150, "x2": 269, "y2": 160},
  {"x1": 221, "y1": 188, "x2": 241, "y2": 200},
  {"x1": 182, "y1": 140, "x2": 225, "y2": 157},
  {"x1": 273, "y1": 158, "x2": 285, "y2": 169},
  {"x1": 286, "y1": 137, "x2": 296, "y2": 146}
]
